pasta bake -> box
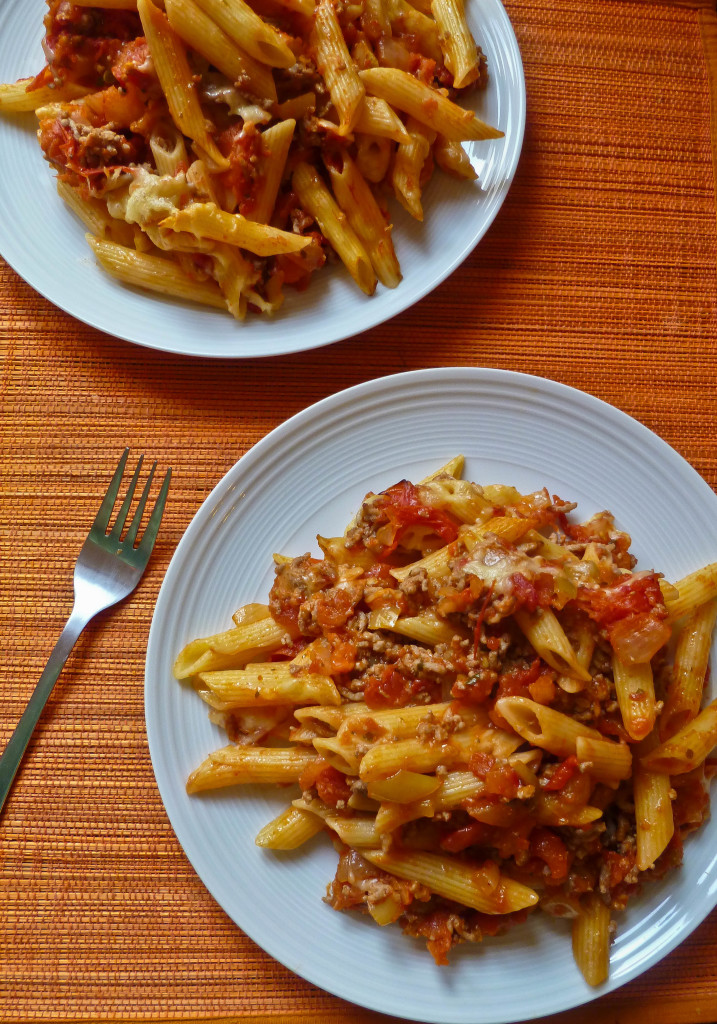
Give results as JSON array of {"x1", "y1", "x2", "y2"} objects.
[
  {"x1": 173, "y1": 457, "x2": 717, "y2": 983},
  {"x1": 0, "y1": 0, "x2": 502, "y2": 320}
]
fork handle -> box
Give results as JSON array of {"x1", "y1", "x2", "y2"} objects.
[{"x1": 0, "y1": 607, "x2": 91, "y2": 814}]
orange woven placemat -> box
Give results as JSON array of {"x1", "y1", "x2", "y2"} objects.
[{"x1": 2, "y1": 0, "x2": 717, "y2": 1020}]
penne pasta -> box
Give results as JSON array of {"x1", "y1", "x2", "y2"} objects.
[
  {"x1": 165, "y1": 0, "x2": 278, "y2": 103},
  {"x1": 363, "y1": 849, "x2": 540, "y2": 914},
  {"x1": 515, "y1": 608, "x2": 592, "y2": 682},
  {"x1": 292, "y1": 162, "x2": 377, "y2": 295},
  {"x1": 192, "y1": 0, "x2": 296, "y2": 68},
  {"x1": 137, "y1": 0, "x2": 229, "y2": 170},
  {"x1": 186, "y1": 745, "x2": 317, "y2": 792},
  {"x1": 664, "y1": 562, "x2": 717, "y2": 621},
  {"x1": 359, "y1": 66, "x2": 504, "y2": 140},
  {"x1": 195, "y1": 664, "x2": 341, "y2": 708},
  {"x1": 611, "y1": 656, "x2": 656, "y2": 742},
  {"x1": 661, "y1": 598, "x2": 717, "y2": 738},
  {"x1": 255, "y1": 805, "x2": 326, "y2": 848},
  {"x1": 173, "y1": 610, "x2": 285, "y2": 678},
  {"x1": 0, "y1": 80, "x2": 91, "y2": 112},
  {"x1": 431, "y1": 0, "x2": 480, "y2": 88},
  {"x1": 249, "y1": 119, "x2": 296, "y2": 225},
  {"x1": 161, "y1": 201, "x2": 312, "y2": 256},
  {"x1": 495, "y1": 696, "x2": 603, "y2": 759},
  {"x1": 640, "y1": 700, "x2": 717, "y2": 775},
  {"x1": 355, "y1": 96, "x2": 411, "y2": 143},
  {"x1": 313, "y1": 0, "x2": 366, "y2": 134},
  {"x1": 391, "y1": 115, "x2": 436, "y2": 221},
  {"x1": 87, "y1": 236, "x2": 228, "y2": 309},
  {"x1": 324, "y1": 151, "x2": 401, "y2": 288},
  {"x1": 572, "y1": 894, "x2": 610, "y2": 987},
  {"x1": 633, "y1": 732, "x2": 675, "y2": 871}
]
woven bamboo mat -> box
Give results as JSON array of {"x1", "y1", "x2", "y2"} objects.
[{"x1": 2, "y1": 0, "x2": 717, "y2": 1020}]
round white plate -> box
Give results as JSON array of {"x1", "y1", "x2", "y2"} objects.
[
  {"x1": 146, "y1": 368, "x2": 717, "y2": 1022},
  {"x1": 0, "y1": 2, "x2": 524, "y2": 359}
]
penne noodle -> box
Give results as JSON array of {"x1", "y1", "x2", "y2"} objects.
[
  {"x1": 255, "y1": 805, "x2": 326, "y2": 848},
  {"x1": 361, "y1": 0, "x2": 392, "y2": 39},
  {"x1": 664, "y1": 562, "x2": 717, "y2": 621},
  {"x1": 366, "y1": 769, "x2": 443, "y2": 803},
  {"x1": 661, "y1": 598, "x2": 717, "y2": 738},
  {"x1": 57, "y1": 182, "x2": 135, "y2": 246},
  {"x1": 249, "y1": 119, "x2": 296, "y2": 224},
  {"x1": 337, "y1": 701, "x2": 458, "y2": 741},
  {"x1": 389, "y1": 0, "x2": 443, "y2": 64},
  {"x1": 137, "y1": 0, "x2": 229, "y2": 170},
  {"x1": 419, "y1": 456, "x2": 465, "y2": 482},
  {"x1": 165, "y1": 0, "x2": 278, "y2": 102},
  {"x1": 187, "y1": 745, "x2": 317, "y2": 792},
  {"x1": 495, "y1": 696, "x2": 603, "y2": 759},
  {"x1": 161, "y1": 201, "x2": 312, "y2": 256},
  {"x1": 359, "y1": 66, "x2": 504, "y2": 141},
  {"x1": 274, "y1": 92, "x2": 317, "y2": 120},
  {"x1": 196, "y1": 664, "x2": 341, "y2": 709},
  {"x1": 572, "y1": 894, "x2": 611, "y2": 987},
  {"x1": 313, "y1": 0, "x2": 366, "y2": 134},
  {"x1": 515, "y1": 608, "x2": 592, "y2": 683},
  {"x1": 380, "y1": 611, "x2": 457, "y2": 645},
  {"x1": 431, "y1": 0, "x2": 479, "y2": 88},
  {"x1": 434, "y1": 136, "x2": 478, "y2": 180},
  {"x1": 173, "y1": 611, "x2": 285, "y2": 678},
  {"x1": 87, "y1": 235, "x2": 227, "y2": 309},
  {"x1": 292, "y1": 162, "x2": 377, "y2": 295},
  {"x1": 633, "y1": 732, "x2": 675, "y2": 871},
  {"x1": 149, "y1": 122, "x2": 190, "y2": 175},
  {"x1": 358, "y1": 722, "x2": 521, "y2": 781},
  {"x1": 576, "y1": 735, "x2": 632, "y2": 784},
  {"x1": 640, "y1": 700, "x2": 717, "y2": 775},
  {"x1": 0, "y1": 80, "x2": 91, "y2": 112},
  {"x1": 354, "y1": 133, "x2": 393, "y2": 183},
  {"x1": 192, "y1": 0, "x2": 296, "y2": 68},
  {"x1": 312, "y1": 736, "x2": 362, "y2": 775},
  {"x1": 363, "y1": 849, "x2": 539, "y2": 914},
  {"x1": 355, "y1": 96, "x2": 411, "y2": 143},
  {"x1": 391, "y1": 115, "x2": 436, "y2": 221},
  {"x1": 324, "y1": 150, "x2": 401, "y2": 288},
  {"x1": 612, "y1": 656, "x2": 656, "y2": 742}
]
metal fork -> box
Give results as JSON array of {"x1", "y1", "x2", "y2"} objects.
[{"x1": 0, "y1": 449, "x2": 171, "y2": 814}]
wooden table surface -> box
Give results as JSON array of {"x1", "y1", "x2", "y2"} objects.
[{"x1": 2, "y1": 0, "x2": 717, "y2": 1021}]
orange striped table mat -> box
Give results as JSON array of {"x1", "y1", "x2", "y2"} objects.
[{"x1": 2, "y1": 0, "x2": 717, "y2": 1021}]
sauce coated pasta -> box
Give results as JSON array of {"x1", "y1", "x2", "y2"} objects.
[
  {"x1": 174, "y1": 458, "x2": 717, "y2": 982},
  {"x1": 0, "y1": 0, "x2": 502, "y2": 320}
]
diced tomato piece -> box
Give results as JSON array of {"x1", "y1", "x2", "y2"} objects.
[
  {"x1": 364, "y1": 666, "x2": 438, "y2": 709},
  {"x1": 439, "y1": 821, "x2": 491, "y2": 852},
  {"x1": 607, "y1": 610, "x2": 671, "y2": 665},
  {"x1": 314, "y1": 766, "x2": 352, "y2": 807},
  {"x1": 540, "y1": 755, "x2": 579, "y2": 791},
  {"x1": 529, "y1": 827, "x2": 569, "y2": 882},
  {"x1": 510, "y1": 571, "x2": 554, "y2": 612},
  {"x1": 468, "y1": 751, "x2": 496, "y2": 778},
  {"x1": 577, "y1": 572, "x2": 665, "y2": 626},
  {"x1": 528, "y1": 673, "x2": 556, "y2": 704},
  {"x1": 371, "y1": 480, "x2": 460, "y2": 557},
  {"x1": 326, "y1": 632, "x2": 357, "y2": 673}
]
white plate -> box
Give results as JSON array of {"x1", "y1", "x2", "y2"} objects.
[
  {"x1": 0, "y1": 1, "x2": 524, "y2": 359},
  {"x1": 146, "y1": 368, "x2": 717, "y2": 1023}
]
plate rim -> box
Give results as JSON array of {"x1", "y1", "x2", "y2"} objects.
[{"x1": 145, "y1": 367, "x2": 717, "y2": 1021}]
